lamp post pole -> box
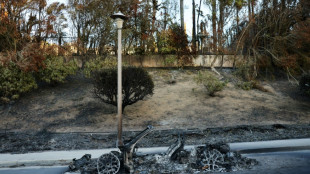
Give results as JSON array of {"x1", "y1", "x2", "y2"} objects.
[
  {"x1": 117, "y1": 18, "x2": 123, "y2": 147},
  {"x1": 111, "y1": 12, "x2": 127, "y2": 147}
]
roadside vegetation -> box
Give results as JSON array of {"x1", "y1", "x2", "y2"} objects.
[
  {"x1": 0, "y1": 1, "x2": 309, "y2": 108},
  {"x1": 93, "y1": 67, "x2": 154, "y2": 111},
  {"x1": 195, "y1": 71, "x2": 227, "y2": 96}
]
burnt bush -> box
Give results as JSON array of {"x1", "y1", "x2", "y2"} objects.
[
  {"x1": 93, "y1": 67, "x2": 154, "y2": 111},
  {"x1": 300, "y1": 73, "x2": 310, "y2": 96}
]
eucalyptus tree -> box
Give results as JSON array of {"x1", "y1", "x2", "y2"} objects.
[
  {"x1": 67, "y1": 0, "x2": 99, "y2": 55},
  {"x1": 180, "y1": 0, "x2": 184, "y2": 31},
  {"x1": 205, "y1": 0, "x2": 217, "y2": 52},
  {"x1": 192, "y1": 0, "x2": 196, "y2": 52},
  {"x1": 45, "y1": 2, "x2": 67, "y2": 47},
  {"x1": 218, "y1": 0, "x2": 233, "y2": 53}
]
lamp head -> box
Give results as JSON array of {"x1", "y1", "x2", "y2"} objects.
[
  {"x1": 111, "y1": 12, "x2": 127, "y2": 29},
  {"x1": 111, "y1": 11, "x2": 127, "y2": 20}
]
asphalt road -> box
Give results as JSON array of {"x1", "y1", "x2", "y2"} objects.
[
  {"x1": 226, "y1": 150, "x2": 310, "y2": 174},
  {"x1": 0, "y1": 150, "x2": 309, "y2": 174},
  {"x1": 0, "y1": 166, "x2": 69, "y2": 174}
]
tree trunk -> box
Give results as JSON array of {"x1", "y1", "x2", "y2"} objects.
[
  {"x1": 151, "y1": 0, "x2": 157, "y2": 35},
  {"x1": 236, "y1": 8, "x2": 240, "y2": 34},
  {"x1": 281, "y1": 0, "x2": 286, "y2": 10},
  {"x1": 148, "y1": 0, "x2": 158, "y2": 52},
  {"x1": 251, "y1": 0, "x2": 254, "y2": 18},
  {"x1": 180, "y1": 0, "x2": 184, "y2": 31},
  {"x1": 247, "y1": 0, "x2": 251, "y2": 22},
  {"x1": 197, "y1": 0, "x2": 202, "y2": 52},
  {"x1": 77, "y1": 25, "x2": 80, "y2": 56},
  {"x1": 192, "y1": 0, "x2": 196, "y2": 53},
  {"x1": 273, "y1": 0, "x2": 278, "y2": 9},
  {"x1": 218, "y1": 0, "x2": 224, "y2": 53},
  {"x1": 163, "y1": 8, "x2": 167, "y2": 30},
  {"x1": 211, "y1": 0, "x2": 217, "y2": 53}
]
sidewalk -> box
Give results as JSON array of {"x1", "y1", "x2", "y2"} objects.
[{"x1": 0, "y1": 138, "x2": 309, "y2": 168}]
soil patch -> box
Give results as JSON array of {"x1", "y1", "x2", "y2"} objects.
[{"x1": 1, "y1": 124, "x2": 310, "y2": 154}]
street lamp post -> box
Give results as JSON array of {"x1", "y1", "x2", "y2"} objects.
[
  {"x1": 111, "y1": 12, "x2": 127, "y2": 148},
  {"x1": 197, "y1": 32, "x2": 207, "y2": 54}
]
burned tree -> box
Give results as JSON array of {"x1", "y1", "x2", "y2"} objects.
[{"x1": 93, "y1": 66, "x2": 154, "y2": 111}]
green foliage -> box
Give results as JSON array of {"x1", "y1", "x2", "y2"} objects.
[
  {"x1": 0, "y1": 63, "x2": 37, "y2": 103},
  {"x1": 93, "y1": 66, "x2": 154, "y2": 111},
  {"x1": 300, "y1": 73, "x2": 310, "y2": 96},
  {"x1": 134, "y1": 47, "x2": 146, "y2": 55},
  {"x1": 237, "y1": 81, "x2": 254, "y2": 90},
  {"x1": 156, "y1": 31, "x2": 176, "y2": 55},
  {"x1": 168, "y1": 23, "x2": 193, "y2": 66},
  {"x1": 234, "y1": 64, "x2": 256, "y2": 91},
  {"x1": 168, "y1": 23, "x2": 189, "y2": 54},
  {"x1": 195, "y1": 71, "x2": 227, "y2": 96},
  {"x1": 233, "y1": 63, "x2": 256, "y2": 81},
  {"x1": 37, "y1": 57, "x2": 78, "y2": 84},
  {"x1": 163, "y1": 56, "x2": 176, "y2": 66},
  {"x1": 236, "y1": 80, "x2": 269, "y2": 92},
  {"x1": 233, "y1": 65, "x2": 269, "y2": 92},
  {"x1": 84, "y1": 56, "x2": 117, "y2": 78}
]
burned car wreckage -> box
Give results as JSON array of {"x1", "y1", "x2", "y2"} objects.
[{"x1": 65, "y1": 126, "x2": 257, "y2": 174}]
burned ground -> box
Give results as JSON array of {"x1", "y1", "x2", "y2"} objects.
[{"x1": 0, "y1": 69, "x2": 309, "y2": 153}]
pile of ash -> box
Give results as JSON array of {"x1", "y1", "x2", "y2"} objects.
[{"x1": 133, "y1": 143, "x2": 257, "y2": 173}]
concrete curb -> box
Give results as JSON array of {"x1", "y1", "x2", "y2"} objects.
[
  {"x1": 229, "y1": 138, "x2": 310, "y2": 153},
  {"x1": 0, "y1": 138, "x2": 309, "y2": 168}
]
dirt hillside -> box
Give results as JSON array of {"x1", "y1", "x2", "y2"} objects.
[{"x1": 1, "y1": 69, "x2": 309, "y2": 133}]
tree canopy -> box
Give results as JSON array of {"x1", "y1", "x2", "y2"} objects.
[{"x1": 0, "y1": 0, "x2": 309, "y2": 74}]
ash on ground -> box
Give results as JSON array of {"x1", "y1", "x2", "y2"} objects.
[
  {"x1": 133, "y1": 143, "x2": 257, "y2": 174},
  {"x1": 65, "y1": 143, "x2": 258, "y2": 174}
]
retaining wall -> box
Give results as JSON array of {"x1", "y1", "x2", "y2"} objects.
[{"x1": 123, "y1": 55, "x2": 240, "y2": 68}]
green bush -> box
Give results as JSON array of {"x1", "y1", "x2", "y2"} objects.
[
  {"x1": 84, "y1": 56, "x2": 117, "y2": 78},
  {"x1": 163, "y1": 56, "x2": 176, "y2": 66},
  {"x1": 160, "y1": 47, "x2": 176, "y2": 55},
  {"x1": 237, "y1": 81, "x2": 254, "y2": 90},
  {"x1": 134, "y1": 47, "x2": 145, "y2": 55},
  {"x1": 0, "y1": 63, "x2": 37, "y2": 103},
  {"x1": 236, "y1": 80, "x2": 269, "y2": 92},
  {"x1": 300, "y1": 72, "x2": 310, "y2": 96},
  {"x1": 233, "y1": 64, "x2": 255, "y2": 81},
  {"x1": 37, "y1": 57, "x2": 78, "y2": 85},
  {"x1": 195, "y1": 71, "x2": 227, "y2": 96},
  {"x1": 93, "y1": 66, "x2": 154, "y2": 111}
]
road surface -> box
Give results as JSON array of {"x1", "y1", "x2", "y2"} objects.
[{"x1": 0, "y1": 150, "x2": 309, "y2": 174}]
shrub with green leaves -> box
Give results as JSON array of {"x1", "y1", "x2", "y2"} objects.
[
  {"x1": 84, "y1": 56, "x2": 117, "y2": 78},
  {"x1": 237, "y1": 81, "x2": 254, "y2": 90},
  {"x1": 37, "y1": 57, "x2": 78, "y2": 85},
  {"x1": 237, "y1": 80, "x2": 269, "y2": 92},
  {"x1": 163, "y1": 56, "x2": 176, "y2": 66},
  {"x1": 0, "y1": 63, "x2": 37, "y2": 103},
  {"x1": 93, "y1": 66, "x2": 154, "y2": 111},
  {"x1": 195, "y1": 71, "x2": 227, "y2": 96},
  {"x1": 233, "y1": 63, "x2": 255, "y2": 81}
]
